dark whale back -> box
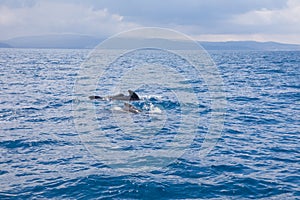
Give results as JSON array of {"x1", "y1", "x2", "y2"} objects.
[
  {"x1": 130, "y1": 91, "x2": 140, "y2": 101},
  {"x1": 89, "y1": 90, "x2": 140, "y2": 101},
  {"x1": 123, "y1": 103, "x2": 141, "y2": 114}
]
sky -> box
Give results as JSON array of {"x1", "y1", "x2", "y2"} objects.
[{"x1": 0, "y1": 0, "x2": 300, "y2": 44}]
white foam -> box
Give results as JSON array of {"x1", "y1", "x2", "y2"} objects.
[
  {"x1": 141, "y1": 95, "x2": 163, "y2": 100},
  {"x1": 112, "y1": 106, "x2": 123, "y2": 111},
  {"x1": 148, "y1": 103, "x2": 162, "y2": 114}
]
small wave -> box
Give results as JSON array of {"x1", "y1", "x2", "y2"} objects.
[{"x1": 0, "y1": 139, "x2": 62, "y2": 149}]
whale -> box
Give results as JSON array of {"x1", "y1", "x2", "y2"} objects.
[
  {"x1": 122, "y1": 103, "x2": 142, "y2": 114},
  {"x1": 89, "y1": 90, "x2": 140, "y2": 101}
]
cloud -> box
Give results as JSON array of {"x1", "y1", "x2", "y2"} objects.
[
  {"x1": 0, "y1": 1, "x2": 139, "y2": 39},
  {"x1": 230, "y1": 0, "x2": 300, "y2": 34},
  {"x1": 179, "y1": 0, "x2": 300, "y2": 44},
  {"x1": 84, "y1": 0, "x2": 287, "y2": 24},
  {"x1": 0, "y1": 0, "x2": 36, "y2": 8},
  {"x1": 0, "y1": 6, "x2": 17, "y2": 26},
  {"x1": 0, "y1": 0, "x2": 299, "y2": 44}
]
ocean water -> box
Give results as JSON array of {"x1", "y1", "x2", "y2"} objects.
[{"x1": 0, "y1": 48, "x2": 299, "y2": 199}]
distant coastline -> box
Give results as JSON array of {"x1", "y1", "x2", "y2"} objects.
[
  {"x1": 1, "y1": 34, "x2": 300, "y2": 51},
  {"x1": 0, "y1": 42, "x2": 12, "y2": 48}
]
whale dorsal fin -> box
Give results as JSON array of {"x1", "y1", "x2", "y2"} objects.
[{"x1": 128, "y1": 90, "x2": 140, "y2": 101}]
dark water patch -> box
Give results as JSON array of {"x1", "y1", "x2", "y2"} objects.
[
  {"x1": 0, "y1": 139, "x2": 68, "y2": 149},
  {"x1": 0, "y1": 170, "x2": 9, "y2": 175}
]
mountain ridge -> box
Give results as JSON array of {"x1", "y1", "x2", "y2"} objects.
[
  {"x1": 0, "y1": 42, "x2": 11, "y2": 48},
  {"x1": 1, "y1": 34, "x2": 300, "y2": 50}
]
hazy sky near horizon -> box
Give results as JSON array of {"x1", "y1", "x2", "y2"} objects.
[{"x1": 1, "y1": 0, "x2": 300, "y2": 44}]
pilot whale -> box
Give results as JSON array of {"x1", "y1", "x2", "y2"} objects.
[
  {"x1": 122, "y1": 103, "x2": 142, "y2": 114},
  {"x1": 89, "y1": 90, "x2": 140, "y2": 101}
]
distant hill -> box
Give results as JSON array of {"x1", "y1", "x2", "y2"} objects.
[
  {"x1": 200, "y1": 41, "x2": 300, "y2": 51},
  {"x1": 4, "y1": 34, "x2": 101, "y2": 49},
  {"x1": 3, "y1": 34, "x2": 300, "y2": 50},
  {"x1": 0, "y1": 42, "x2": 11, "y2": 48}
]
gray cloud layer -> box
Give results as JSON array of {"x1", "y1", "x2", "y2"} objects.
[{"x1": 0, "y1": 0, "x2": 299, "y2": 43}]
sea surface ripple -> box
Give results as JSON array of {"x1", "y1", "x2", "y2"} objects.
[{"x1": 0, "y1": 49, "x2": 299, "y2": 199}]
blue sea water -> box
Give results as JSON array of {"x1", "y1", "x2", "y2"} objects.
[{"x1": 0, "y1": 48, "x2": 299, "y2": 199}]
